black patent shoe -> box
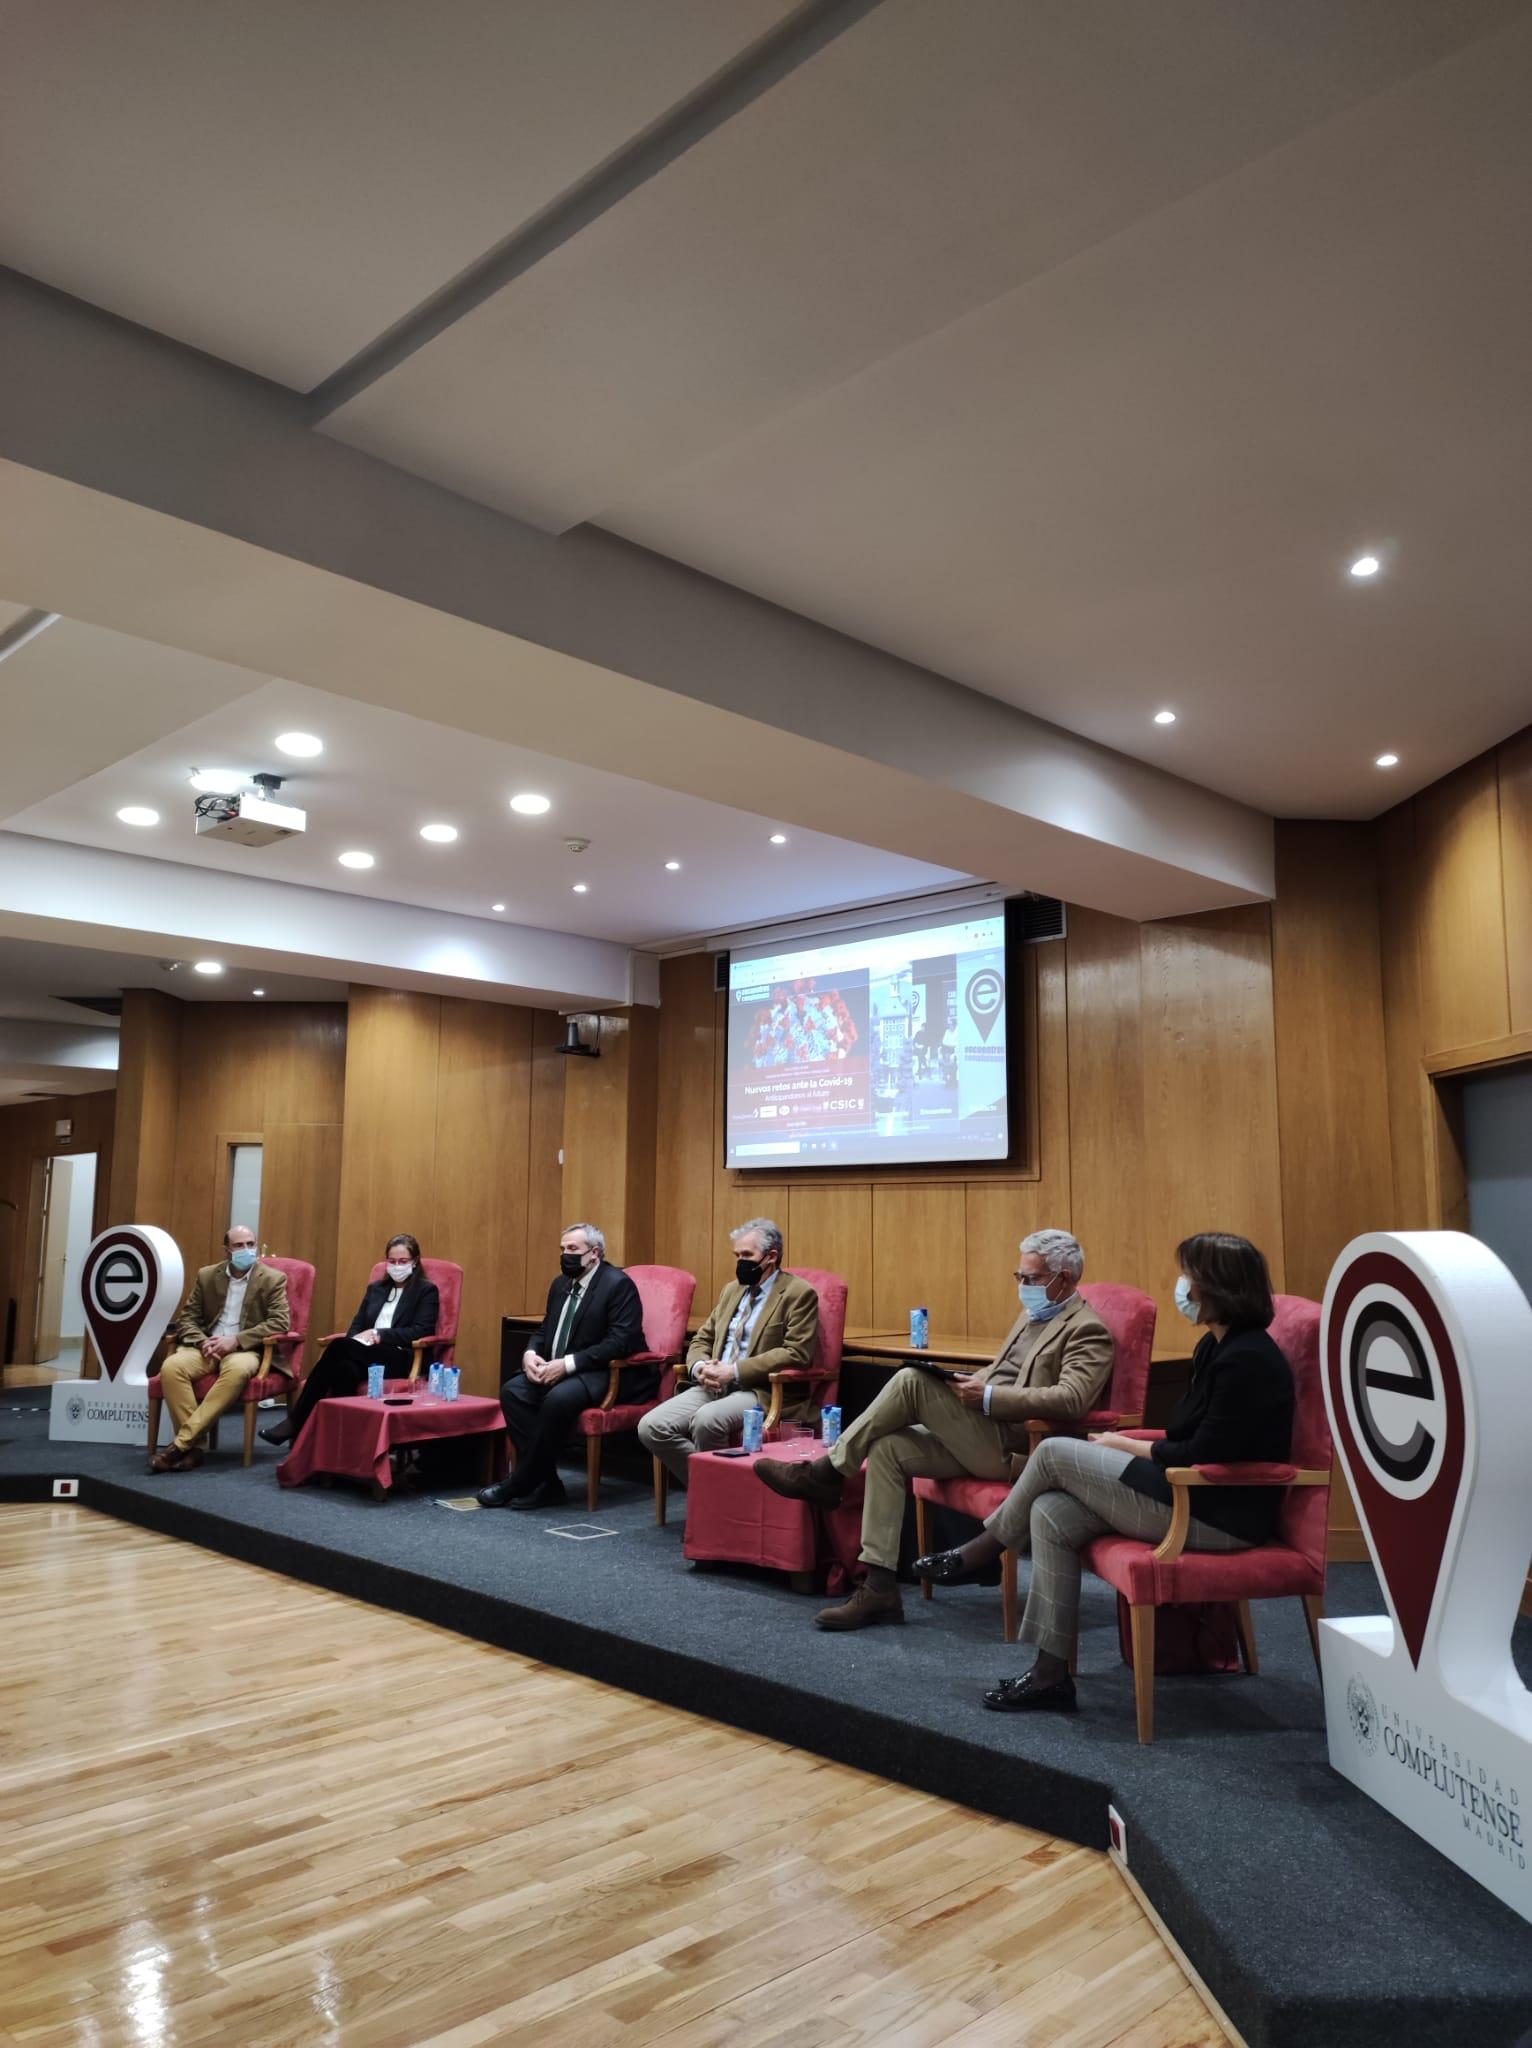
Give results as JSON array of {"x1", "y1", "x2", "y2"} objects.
[
  {"x1": 912, "y1": 1547, "x2": 982, "y2": 1585},
  {"x1": 982, "y1": 1669, "x2": 1078, "y2": 1714},
  {"x1": 476, "y1": 1479, "x2": 518, "y2": 1508},
  {"x1": 510, "y1": 1477, "x2": 568, "y2": 1510},
  {"x1": 259, "y1": 1423, "x2": 293, "y2": 1446}
]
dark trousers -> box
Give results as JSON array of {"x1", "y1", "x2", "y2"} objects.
[
  {"x1": 500, "y1": 1364, "x2": 658, "y2": 1492},
  {"x1": 290, "y1": 1335, "x2": 412, "y2": 1440}
]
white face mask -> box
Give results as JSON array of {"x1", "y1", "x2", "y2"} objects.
[
  {"x1": 386, "y1": 1261, "x2": 414, "y2": 1284},
  {"x1": 1174, "y1": 1274, "x2": 1201, "y2": 1325}
]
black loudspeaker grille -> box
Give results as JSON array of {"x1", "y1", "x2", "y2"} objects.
[
  {"x1": 1017, "y1": 895, "x2": 1066, "y2": 943},
  {"x1": 714, "y1": 952, "x2": 730, "y2": 991}
]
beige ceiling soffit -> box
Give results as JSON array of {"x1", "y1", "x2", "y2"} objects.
[{"x1": 306, "y1": 0, "x2": 887, "y2": 422}]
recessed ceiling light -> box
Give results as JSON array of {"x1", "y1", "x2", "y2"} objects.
[
  {"x1": 274, "y1": 731, "x2": 323, "y2": 758},
  {"x1": 1153, "y1": 709, "x2": 1177, "y2": 726},
  {"x1": 491, "y1": 902, "x2": 506, "y2": 912},
  {"x1": 252, "y1": 988, "x2": 267, "y2": 998},
  {"x1": 509, "y1": 793, "x2": 551, "y2": 816},
  {"x1": 1375, "y1": 752, "x2": 1400, "y2": 769},
  {"x1": 193, "y1": 960, "x2": 224, "y2": 976},
  {"x1": 420, "y1": 822, "x2": 458, "y2": 844},
  {"x1": 116, "y1": 805, "x2": 159, "y2": 827},
  {"x1": 664, "y1": 860, "x2": 681, "y2": 872},
  {"x1": 1349, "y1": 553, "x2": 1382, "y2": 580},
  {"x1": 572, "y1": 883, "x2": 589, "y2": 894},
  {"x1": 189, "y1": 767, "x2": 245, "y2": 795},
  {"x1": 769, "y1": 833, "x2": 787, "y2": 845},
  {"x1": 338, "y1": 849, "x2": 375, "y2": 870}
]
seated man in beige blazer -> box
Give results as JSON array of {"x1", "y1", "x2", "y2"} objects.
[
  {"x1": 150, "y1": 1223, "x2": 290, "y2": 1472},
  {"x1": 638, "y1": 1217, "x2": 818, "y2": 1481},
  {"x1": 757, "y1": 1227, "x2": 1112, "y2": 1630}
]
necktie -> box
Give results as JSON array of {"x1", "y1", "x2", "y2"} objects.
[
  {"x1": 551, "y1": 1281, "x2": 583, "y2": 1361},
  {"x1": 725, "y1": 1288, "x2": 759, "y2": 1365}
]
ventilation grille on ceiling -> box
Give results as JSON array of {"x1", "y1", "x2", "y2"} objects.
[
  {"x1": 1016, "y1": 895, "x2": 1066, "y2": 943},
  {"x1": 52, "y1": 993, "x2": 123, "y2": 1017}
]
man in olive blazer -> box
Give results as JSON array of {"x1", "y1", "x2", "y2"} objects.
[
  {"x1": 638, "y1": 1217, "x2": 818, "y2": 1481},
  {"x1": 151, "y1": 1223, "x2": 290, "y2": 1471},
  {"x1": 757, "y1": 1227, "x2": 1113, "y2": 1628}
]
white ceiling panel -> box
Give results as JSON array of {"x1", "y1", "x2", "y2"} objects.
[
  {"x1": 0, "y1": 0, "x2": 792, "y2": 387},
  {"x1": 321, "y1": 0, "x2": 1522, "y2": 530},
  {"x1": 600, "y1": 8, "x2": 1532, "y2": 817},
  {"x1": 2, "y1": 658, "x2": 969, "y2": 949}
]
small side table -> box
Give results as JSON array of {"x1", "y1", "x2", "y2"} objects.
[
  {"x1": 277, "y1": 1387, "x2": 507, "y2": 1496},
  {"x1": 683, "y1": 1433, "x2": 866, "y2": 1591}
]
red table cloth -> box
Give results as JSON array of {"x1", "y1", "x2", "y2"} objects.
[
  {"x1": 683, "y1": 1432, "x2": 867, "y2": 1585},
  {"x1": 276, "y1": 1385, "x2": 507, "y2": 1492}
]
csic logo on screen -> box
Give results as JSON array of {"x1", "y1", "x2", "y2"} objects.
[{"x1": 1320, "y1": 1232, "x2": 1532, "y2": 1922}]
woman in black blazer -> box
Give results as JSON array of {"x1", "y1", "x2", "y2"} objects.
[
  {"x1": 912, "y1": 1232, "x2": 1295, "y2": 1715},
  {"x1": 261, "y1": 1234, "x2": 441, "y2": 1447}
]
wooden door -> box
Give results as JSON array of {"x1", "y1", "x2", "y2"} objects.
[{"x1": 33, "y1": 1158, "x2": 69, "y2": 1363}]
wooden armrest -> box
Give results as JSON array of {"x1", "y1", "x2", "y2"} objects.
[
  {"x1": 763, "y1": 1365, "x2": 836, "y2": 1432},
  {"x1": 591, "y1": 1354, "x2": 669, "y2": 1411},
  {"x1": 258, "y1": 1331, "x2": 304, "y2": 1372},
  {"x1": 1153, "y1": 1465, "x2": 1329, "y2": 1562}
]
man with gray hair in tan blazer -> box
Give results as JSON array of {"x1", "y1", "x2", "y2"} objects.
[{"x1": 756, "y1": 1227, "x2": 1113, "y2": 1630}]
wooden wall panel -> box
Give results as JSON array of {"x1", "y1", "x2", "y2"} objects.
[
  {"x1": 653, "y1": 950, "x2": 715, "y2": 1294},
  {"x1": 787, "y1": 1185, "x2": 873, "y2": 1327},
  {"x1": 1374, "y1": 801, "x2": 1432, "y2": 1226},
  {"x1": 1271, "y1": 823, "x2": 1394, "y2": 1301},
  {"x1": 1064, "y1": 908, "x2": 1144, "y2": 1293},
  {"x1": 336, "y1": 990, "x2": 442, "y2": 1294},
  {"x1": 1499, "y1": 726, "x2": 1532, "y2": 1036},
  {"x1": 523, "y1": 1011, "x2": 568, "y2": 1301},
  {"x1": 561, "y1": 1007, "x2": 658, "y2": 1269},
  {"x1": 1414, "y1": 753, "x2": 1510, "y2": 1057},
  {"x1": 871, "y1": 1185, "x2": 967, "y2": 1331},
  {"x1": 431, "y1": 998, "x2": 532, "y2": 1389},
  {"x1": 261, "y1": 1122, "x2": 344, "y2": 1346},
  {"x1": 1139, "y1": 907, "x2": 1285, "y2": 1321},
  {"x1": 963, "y1": 1184, "x2": 1063, "y2": 1338},
  {"x1": 108, "y1": 990, "x2": 181, "y2": 1233}
]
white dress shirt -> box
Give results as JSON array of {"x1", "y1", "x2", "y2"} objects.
[
  {"x1": 372, "y1": 1285, "x2": 404, "y2": 1332},
  {"x1": 718, "y1": 1267, "x2": 780, "y2": 1383},
  {"x1": 212, "y1": 1271, "x2": 250, "y2": 1340}
]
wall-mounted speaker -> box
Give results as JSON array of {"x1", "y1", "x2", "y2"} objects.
[{"x1": 714, "y1": 951, "x2": 730, "y2": 992}]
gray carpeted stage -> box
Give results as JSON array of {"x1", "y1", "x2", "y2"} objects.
[{"x1": 4, "y1": 1398, "x2": 1530, "y2": 2048}]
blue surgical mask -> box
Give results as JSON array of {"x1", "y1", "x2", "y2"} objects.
[
  {"x1": 1174, "y1": 1275, "x2": 1201, "y2": 1325},
  {"x1": 229, "y1": 1247, "x2": 257, "y2": 1274},
  {"x1": 1019, "y1": 1280, "x2": 1066, "y2": 1323}
]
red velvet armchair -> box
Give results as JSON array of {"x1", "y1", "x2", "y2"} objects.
[
  {"x1": 653, "y1": 1266, "x2": 849, "y2": 1525},
  {"x1": 576, "y1": 1263, "x2": 696, "y2": 1512},
  {"x1": 146, "y1": 1254, "x2": 315, "y2": 1468},
  {"x1": 912, "y1": 1281, "x2": 1158, "y2": 1640},
  {"x1": 1082, "y1": 1293, "x2": 1330, "y2": 1743},
  {"x1": 315, "y1": 1257, "x2": 463, "y2": 1379}
]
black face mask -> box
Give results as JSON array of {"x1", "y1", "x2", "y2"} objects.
[
  {"x1": 560, "y1": 1251, "x2": 587, "y2": 1279},
  {"x1": 735, "y1": 1256, "x2": 766, "y2": 1287}
]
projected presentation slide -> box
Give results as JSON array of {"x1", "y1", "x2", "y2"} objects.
[{"x1": 726, "y1": 910, "x2": 1008, "y2": 1169}]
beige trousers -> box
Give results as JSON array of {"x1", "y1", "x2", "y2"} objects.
[
  {"x1": 828, "y1": 1366, "x2": 1015, "y2": 1570},
  {"x1": 637, "y1": 1383, "x2": 762, "y2": 1480},
  {"x1": 161, "y1": 1346, "x2": 261, "y2": 1451}
]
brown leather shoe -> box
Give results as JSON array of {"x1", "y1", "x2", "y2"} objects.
[
  {"x1": 755, "y1": 1455, "x2": 844, "y2": 1508},
  {"x1": 815, "y1": 1580, "x2": 905, "y2": 1631},
  {"x1": 149, "y1": 1444, "x2": 204, "y2": 1473}
]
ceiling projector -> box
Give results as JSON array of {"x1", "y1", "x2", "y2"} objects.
[{"x1": 193, "y1": 771, "x2": 306, "y2": 848}]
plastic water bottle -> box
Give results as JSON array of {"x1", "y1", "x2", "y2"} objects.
[
  {"x1": 443, "y1": 1365, "x2": 461, "y2": 1402},
  {"x1": 742, "y1": 1406, "x2": 765, "y2": 1454},
  {"x1": 821, "y1": 1405, "x2": 842, "y2": 1447},
  {"x1": 910, "y1": 1307, "x2": 930, "y2": 1350},
  {"x1": 367, "y1": 1363, "x2": 384, "y2": 1399},
  {"x1": 428, "y1": 1361, "x2": 443, "y2": 1398}
]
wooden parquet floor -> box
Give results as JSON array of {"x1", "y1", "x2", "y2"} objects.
[{"x1": 0, "y1": 1505, "x2": 1229, "y2": 2047}]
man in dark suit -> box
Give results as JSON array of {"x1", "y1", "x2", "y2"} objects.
[{"x1": 478, "y1": 1222, "x2": 647, "y2": 1509}]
